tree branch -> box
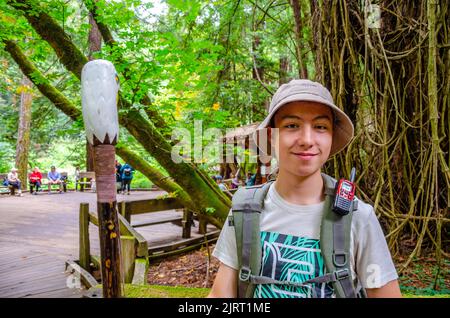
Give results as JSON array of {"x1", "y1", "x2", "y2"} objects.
[
  {"x1": 2, "y1": 39, "x2": 216, "y2": 224},
  {"x1": 5, "y1": 1, "x2": 231, "y2": 222}
]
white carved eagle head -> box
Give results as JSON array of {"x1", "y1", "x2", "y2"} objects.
[{"x1": 81, "y1": 59, "x2": 119, "y2": 145}]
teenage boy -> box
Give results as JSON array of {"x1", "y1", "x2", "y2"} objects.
[{"x1": 208, "y1": 79, "x2": 401, "y2": 298}]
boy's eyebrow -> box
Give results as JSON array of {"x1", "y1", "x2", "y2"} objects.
[{"x1": 279, "y1": 114, "x2": 332, "y2": 122}]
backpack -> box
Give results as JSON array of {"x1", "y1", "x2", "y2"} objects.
[
  {"x1": 230, "y1": 172, "x2": 365, "y2": 298},
  {"x1": 123, "y1": 168, "x2": 131, "y2": 177}
]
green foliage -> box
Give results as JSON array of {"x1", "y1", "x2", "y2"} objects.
[
  {"x1": 205, "y1": 207, "x2": 216, "y2": 215},
  {"x1": 1, "y1": 0, "x2": 303, "y2": 173},
  {"x1": 132, "y1": 170, "x2": 152, "y2": 188},
  {"x1": 123, "y1": 284, "x2": 210, "y2": 298},
  {"x1": 0, "y1": 0, "x2": 303, "y2": 182}
]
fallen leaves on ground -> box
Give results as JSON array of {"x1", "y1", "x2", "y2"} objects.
[{"x1": 147, "y1": 244, "x2": 220, "y2": 288}]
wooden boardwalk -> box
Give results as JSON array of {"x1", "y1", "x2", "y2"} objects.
[{"x1": 0, "y1": 190, "x2": 193, "y2": 298}]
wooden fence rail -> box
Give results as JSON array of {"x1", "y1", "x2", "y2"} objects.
[{"x1": 77, "y1": 196, "x2": 220, "y2": 289}]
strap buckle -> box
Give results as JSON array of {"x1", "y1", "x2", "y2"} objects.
[
  {"x1": 333, "y1": 252, "x2": 348, "y2": 267},
  {"x1": 334, "y1": 269, "x2": 350, "y2": 281},
  {"x1": 239, "y1": 267, "x2": 251, "y2": 282}
]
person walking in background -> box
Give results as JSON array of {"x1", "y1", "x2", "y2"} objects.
[
  {"x1": 7, "y1": 167, "x2": 22, "y2": 196},
  {"x1": 245, "y1": 172, "x2": 256, "y2": 186},
  {"x1": 230, "y1": 173, "x2": 239, "y2": 189},
  {"x1": 115, "y1": 159, "x2": 122, "y2": 194},
  {"x1": 47, "y1": 165, "x2": 63, "y2": 194},
  {"x1": 29, "y1": 167, "x2": 42, "y2": 195},
  {"x1": 215, "y1": 175, "x2": 228, "y2": 191},
  {"x1": 120, "y1": 163, "x2": 134, "y2": 195}
]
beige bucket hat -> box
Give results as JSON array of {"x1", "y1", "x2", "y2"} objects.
[{"x1": 253, "y1": 79, "x2": 354, "y2": 157}]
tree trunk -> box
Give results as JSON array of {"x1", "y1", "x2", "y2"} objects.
[
  {"x1": 88, "y1": 12, "x2": 102, "y2": 60},
  {"x1": 279, "y1": 56, "x2": 289, "y2": 85},
  {"x1": 290, "y1": 0, "x2": 308, "y2": 78},
  {"x1": 309, "y1": 0, "x2": 450, "y2": 265},
  {"x1": 86, "y1": 142, "x2": 95, "y2": 171},
  {"x1": 85, "y1": 10, "x2": 102, "y2": 171},
  {"x1": 252, "y1": 36, "x2": 264, "y2": 83},
  {"x1": 15, "y1": 75, "x2": 32, "y2": 190}
]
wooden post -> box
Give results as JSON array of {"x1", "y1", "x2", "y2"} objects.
[
  {"x1": 79, "y1": 202, "x2": 91, "y2": 271},
  {"x1": 121, "y1": 201, "x2": 132, "y2": 223},
  {"x1": 94, "y1": 145, "x2": 123, "y2": 297},
  {"x1": 198, "y1": 215, "x2": 207, "y2": 235},
  {"x1": 82, "y1": 59, "x2": 122, "y2": 298},
  {"x1": 132, "y1": 258, "x2": 149, "y2": 285},
  {"x1": 118, "y1": 200, "x2": 125, "y2": 218},
  {"x1": 120, "y1": 235, "x2": 135, "y2": 284},
  {"x1": 182, "y1": 208, "x2": 193, "y2": 239}
]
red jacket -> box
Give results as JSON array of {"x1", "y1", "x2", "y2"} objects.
[{"x1": 29, "y1": 171, "x2": 42, "y2": 182}]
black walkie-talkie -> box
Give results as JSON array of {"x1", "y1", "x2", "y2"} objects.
[{"x1": 333, "y1": 167, "x2": 356, "y2": 216}]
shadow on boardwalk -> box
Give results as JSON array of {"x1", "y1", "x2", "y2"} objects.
[{"x1": 0, "y1": 190, "x2": 175, "y2": 298}]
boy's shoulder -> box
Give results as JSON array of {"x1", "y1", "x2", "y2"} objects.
[{"x1": 352, "y1": 196, "x2": 375, "y2": 229}]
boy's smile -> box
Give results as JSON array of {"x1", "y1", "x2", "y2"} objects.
[{"x1": 271, "y1": 101, "x2": 333, "y2": 178}]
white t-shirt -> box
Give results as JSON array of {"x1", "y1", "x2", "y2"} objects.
[
  {"x1": 7, "y1": 172, "x2": 19, "y2": 182},
  {"x1": 212, "y1": 182, "x2": 399, "y2": 298}
]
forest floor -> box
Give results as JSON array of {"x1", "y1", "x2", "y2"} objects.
[{"x1": 147, "y1": 244, "x2": 450, "y2": 296}]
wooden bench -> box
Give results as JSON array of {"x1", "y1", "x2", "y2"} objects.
[
  {"x1": 0, "y1": 172, "x2": 68, "y2": 194},
  {"x1": 0, "y1": 173, "x2": 17, "y2": 195},
  {"x1": 75, "y1": 171, "x2": 95, "y2": 192},
  {"x1": 41, "y1": 172, "x2": 68, "y2": 193}
]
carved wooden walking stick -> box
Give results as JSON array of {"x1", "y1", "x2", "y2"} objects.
[{"x1": 81, "y1": 59, "x2": 123, "y2": 297}]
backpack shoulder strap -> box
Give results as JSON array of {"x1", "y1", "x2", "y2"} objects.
[
  {"x1": 320, "y1": 173, "x2": 357, "y2": 298},
  {"x1": 231, "y1": 181, "x2": 273, "y2": 298}
]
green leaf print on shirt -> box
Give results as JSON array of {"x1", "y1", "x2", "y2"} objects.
[{"x1": 253, "y1": 231, "x2": 334, "y2": 298}]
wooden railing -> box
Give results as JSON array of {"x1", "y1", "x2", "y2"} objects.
[
  {"x1": 78, "y1": 196, "x2": 220, "y2": 287},
  {"x1": 78, "y1": 202, "x2": 150, "y2": 285},
  {"x1": 75, "y1": 171, "x2": 95, "y2": 192}
]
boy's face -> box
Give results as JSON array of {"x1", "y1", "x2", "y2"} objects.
[{"x1": 271, "y1": 101, "x2": 333, "y2": 178}]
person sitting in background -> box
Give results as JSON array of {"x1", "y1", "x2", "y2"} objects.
[
  {"x1": 120, "y1": 163, "x2": 134, "y2": 195},
  {"x1": 29, "y1": 167, "x2": 42, "y2": 195},
  {"x1": 47, "y1": 166, "x2": 63, "y2": 194},
  {"x1": 7, "y1": 167, "x2": 22, "y2": 196}
]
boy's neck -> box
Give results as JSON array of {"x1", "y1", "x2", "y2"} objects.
[{"x1": 274, "y1": 169, "x2": 325, "y2": 205}]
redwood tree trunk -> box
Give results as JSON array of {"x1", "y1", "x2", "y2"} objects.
[
  {"x1": 15, "y1": 75, "x2": 32, "y2": 190},
  {"x1": 290, "y1": 0, "x2": 309, "y2": 78}
]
